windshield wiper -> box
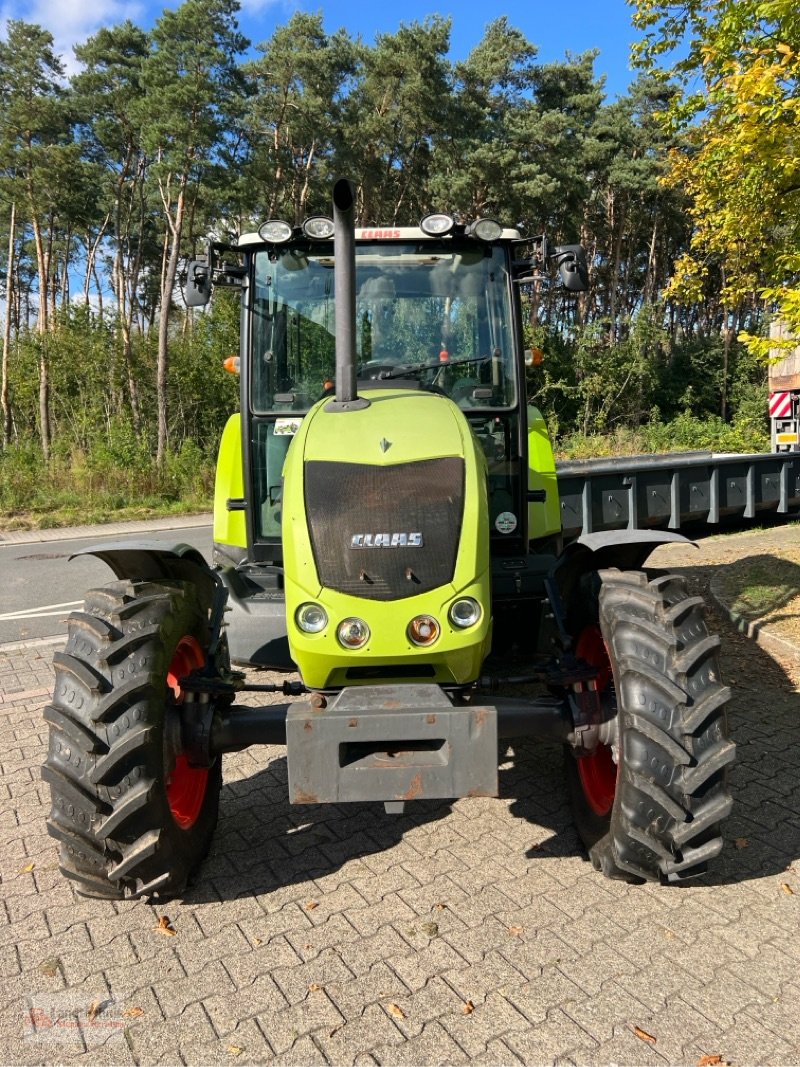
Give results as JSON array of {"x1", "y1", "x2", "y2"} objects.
[{"x1": 379, "y1": 354, "x2": 491, "y2": 380}]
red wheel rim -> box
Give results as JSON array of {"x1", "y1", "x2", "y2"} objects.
[
  {"x1": 166, "y1": 635, "x2": 208, "y2": 830},
  {"x1": 575, "y1": 625, "x2": 618, "y2": 817}
]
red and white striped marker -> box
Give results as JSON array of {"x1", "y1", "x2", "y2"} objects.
[{"x1": 769, "y1": 391, "x2": 793, "y2": 418}]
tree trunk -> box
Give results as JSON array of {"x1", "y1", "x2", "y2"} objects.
[
  {"x1": 38, "y1": 340, "x2": 51, "y2": 462},
  {"x1": 156, "y1": 177, "x2": 187, "y2": 465},
  {"x1": 30, "y1": 214, "x2": 49, "y2": 334},
  {"x1": 1, "y1": 202, "x2": 15, "y2": 448},
  {"x1": 644, "y1": 216, "x2": 658, "y2": 305},
  {"x1": 29, "y1": 215, "x2": 52, "y2": 458}
]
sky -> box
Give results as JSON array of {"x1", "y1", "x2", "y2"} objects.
[{"x1": 0, "y1": 0, "x2": 643, "y2": 100}]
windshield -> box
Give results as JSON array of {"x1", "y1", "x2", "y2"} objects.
[{"x1": 250, "y1": 241, "x2": 517, "y2": 412}]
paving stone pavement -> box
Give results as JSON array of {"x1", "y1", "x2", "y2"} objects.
[{"x1": 2, "y1": 562, "x2": 800, "y2": 1065}]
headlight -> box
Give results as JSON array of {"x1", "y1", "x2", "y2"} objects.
[
  {"x1": 337, "y1": 617, "x2": 370, "y2": 649},
  {"x1": 449, "y1": 598, "x2": 482, "y2": 629},
  {"x1": 302, "y1": 216, "x2": 335, "y2": 239},
  {"x1": 420, "y1": 212, "x2": 455, "y2": 236},
  {"x1": 407, "y1": 615, "x2": 440, "y2": 646},
  {"x1": 258, "y1": 219, "x2": 293, "y2": 243},
  {"x1": 470, "y1": 218, "x2": 503, "y2": 241},
  {"x1": 296, "y1": 603, "x2": 327, "y2": 634}
]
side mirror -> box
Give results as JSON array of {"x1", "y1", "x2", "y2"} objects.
[
  {"x1": 185, "y1": 259, "x2": 211, "y2": 307},
  {"x1": 554, "y1": 245, "x2": 589, "y2": 293}
]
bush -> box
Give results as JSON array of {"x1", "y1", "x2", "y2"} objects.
[
  {"x1": 557, "y1": 409, "x2": 770, "y2": 460},
  {"x1": 0, "y1": 439, "x2": 215, "y2": 529}
]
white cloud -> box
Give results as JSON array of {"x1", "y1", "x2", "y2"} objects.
[{"x1": 1, "y1": 0, "x2": 146, "y2": 75}]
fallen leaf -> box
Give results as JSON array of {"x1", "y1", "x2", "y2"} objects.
[
  {"x1": 123, "y1": 1007, "x2": 144, "y2": 1019},
  {"x1": 38, "y1": 958, "x2": 61, "y2": 978},
  {"x1": 308, "y1": 983, "x2": 323, "y2": 992},
  {"x1": 462, "y1": 1000, "x2": 474, "y2": 1015},
  {"x1": 508, "y1": 925, "x2": 524, "y2": 937},
  {"x1": 780, "y1": 883, "x2": 794, "y2": 896},
  {"x1": 633, "y1": 1026, "x2": 656, "y2": 1044},
  {"x1": 87, "y1": 1000, "x2": 104, "y2": 1022},
  {"x1": 387, "y1": 1003, "x2": 406, "y2": 1020},
  {"x1": 252, "y1": 938, "x2": 262, "y2": 946},
  {"x1": 697, "y1": 1055, "x2": 726, "y2": 1066},
  {"x1": 305, "y1": 901, "x2": 319, "y2": 911},
  {"x1": 227, "y1": 1046, "x2": 244, "y2": 1056},
  {"x1": 734, "y1": 838, "x2": 749, "y2": 850},
  {"x1": 420, "y1": 922, "x2": 439, "y2": 937},
  {"x1": 433, "y1": 903, "x2": 447, "y2": 911},
  {"x1": 155, "y1": 916, "x2": 177, "y2": 936},
  {"x1": 18, "y1": 863, "x2": 35, "y2": 874}
]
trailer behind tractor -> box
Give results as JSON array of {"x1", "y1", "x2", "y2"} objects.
[{"x1": 43, "y1": 180, "x2": 734, "y2": 900}]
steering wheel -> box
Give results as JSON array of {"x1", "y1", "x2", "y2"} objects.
[{"x1": 356, "y1": 362, "x2": 397, "y2": 380}]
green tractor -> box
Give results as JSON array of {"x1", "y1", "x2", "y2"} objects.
[{"x1": 43, "y1": 180, "x2": 734, "y2": 899}]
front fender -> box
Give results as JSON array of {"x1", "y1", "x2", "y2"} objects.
[
  {"x1": 552, "y1": 529, "x2": 695, "y2": 603},
  {"x1": 71, "y1": 540, "x2": 227, "y2": 654}
]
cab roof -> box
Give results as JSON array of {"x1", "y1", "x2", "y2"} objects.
[{"x1": 238, "y1": 225, "x2": 521, "y2": 247}]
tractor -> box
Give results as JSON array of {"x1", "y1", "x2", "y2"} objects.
[{"x1": 43, "y1": 180, "x2": 734, "y2": 899}]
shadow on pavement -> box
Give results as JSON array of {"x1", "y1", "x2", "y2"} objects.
[{"x1": 187, "y1": 761, "x2": 457, "y2": 904}]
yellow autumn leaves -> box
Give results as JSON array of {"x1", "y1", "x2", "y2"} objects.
[{"x1": 632, "y1": 0, "x2": 800, "y2": 355}]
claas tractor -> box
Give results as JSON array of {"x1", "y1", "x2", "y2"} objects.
[{"x1": 43, "y1": 180, "x2": 734, "y2": 900}]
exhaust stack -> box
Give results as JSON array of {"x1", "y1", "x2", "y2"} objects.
[{"x1": 327, "y1": 178, "x2": 369, "y2": 412}]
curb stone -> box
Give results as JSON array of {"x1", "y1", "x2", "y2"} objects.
[
  {"x1": 708, "y1": 578, "x2": 800, "y2": 665},
  {"x1": 0, "y1": 513, "x2": 212, "y2": 546}
]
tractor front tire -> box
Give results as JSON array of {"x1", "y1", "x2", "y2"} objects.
[
  {"x1": 565, "y1": 569, "x2": 734, "y2": 883},
  {"x1": 43, "y1": 579, "x2": 222, "y2": 899}
]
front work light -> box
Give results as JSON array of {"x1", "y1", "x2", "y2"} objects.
[
  {"x1": 407, "y1": 615, "x2": 440, "y2": 646},
  {"x1": 258, "y1": 219, "x2": 293, "y2": 243},
  {"x1": 449, "y1": 598, "x2": 481, "y2": 629},
  {"x1": 470, "y1": 218, "x2": 503, "y2": 242},
  {"x1": 302, "y1": 216, "x2": 335, "y2": 239},
  {"x1": 337, "y1": 617, "x2": 370, "y2": 649},
  {"x1": 420, "y1": 212, "x2": 455, "y2": 236},
  {"x1": 296, "y1": 603, "x2": 328, "y2": 634}
]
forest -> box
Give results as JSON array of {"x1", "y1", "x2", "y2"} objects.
[{"x1": 0, "y1": 0, "x2": 798, "y2": 525}]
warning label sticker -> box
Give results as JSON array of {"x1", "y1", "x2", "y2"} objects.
[
  {"x1": 274, "y1": 418, "x2": 303, "y2": 436},
  {"x1": 495, "y1": 512, "x2": 517, "y2": 534}
]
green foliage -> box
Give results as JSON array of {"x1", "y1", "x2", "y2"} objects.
[
  {"x1": 0, "y1": 439, "x2": 214, "y2": 527},
  {"x1": 0, "y1": 5, "x2": 787, "y2": 525},
  {"x1": 558, "y1": 410, "x2": 769, "y2": 460},
  {"x1": 631, "y1": 0, "x2": 800, "y2": 349}
]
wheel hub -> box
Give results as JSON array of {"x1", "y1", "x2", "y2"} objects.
[
  {"x1": 166, "y1": 636, "x2": 209, "y2": 830},
  {"x1": 575, "y1": 624, "x2": 618, "y2": 817}
]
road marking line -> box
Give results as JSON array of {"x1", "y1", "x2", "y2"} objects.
[
  {"x1": 0, "y1": 612, "x2": 73, "y2": 622},
  {"x1": 0, "y1": 600, "x2": 82, "y2": 621}
]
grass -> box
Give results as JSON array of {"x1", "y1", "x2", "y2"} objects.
[
  {"x1": 1, "y1": 497, "x2": 211, "y2": 532},
  {"x1": 712, "y1": 551, "x2": 800, "y2": 623},
  {"x1": 0, "y1": 444, "x2": 214, "y2": 531},
  {"x1": 554, "y1": 413, "x2": 770, "y2": 461}
]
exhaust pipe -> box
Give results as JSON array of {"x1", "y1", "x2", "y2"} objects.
[{"x1": 328, "y1": 178, "x2": 369, "y2": 411}]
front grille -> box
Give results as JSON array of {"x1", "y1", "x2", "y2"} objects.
[
  {"x1": 304, "y1": 458, "x2": 464, "y2": 601},
  {"x1": 345, "y1": 665, "x2": 437, "y2": 680}
]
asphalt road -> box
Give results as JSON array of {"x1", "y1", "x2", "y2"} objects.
[{"x1": 0, "y1": 522, "x2": 213, "y2": 646}]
